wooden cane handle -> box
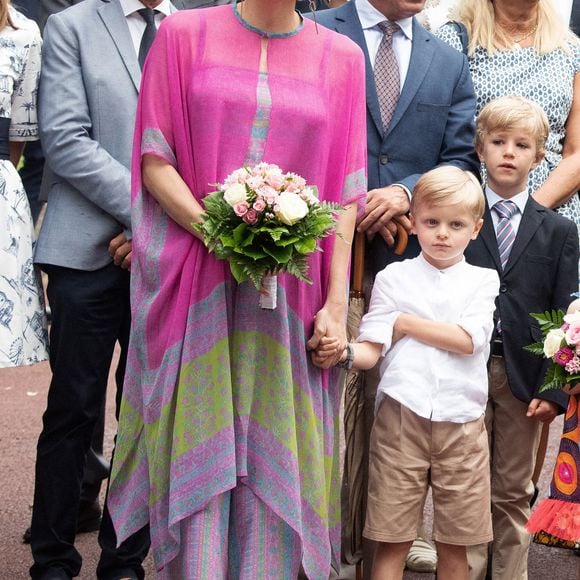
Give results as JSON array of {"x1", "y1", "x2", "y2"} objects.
[
  {"x1": 351, "y1": 231, "x2": 365, "y2": 295},
  {"x1": 393, "y1": 220, "x2": 408, "y2": 256}
]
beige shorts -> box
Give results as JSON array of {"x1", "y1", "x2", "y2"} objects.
[{"x1": 364, "y1": 396, "x2": 493, "y2": 546}]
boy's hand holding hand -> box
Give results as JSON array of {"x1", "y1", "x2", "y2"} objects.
[
  {"x1": 526, "y1": 398, "x2": 558, "y2": 424},
  {"x1": 311, "y1": 336, "x2": 342, "y2": 369}
]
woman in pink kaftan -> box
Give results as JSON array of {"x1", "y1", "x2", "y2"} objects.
[{"x1": 107, "y1": 1, "x2": 367, "y2": 577}]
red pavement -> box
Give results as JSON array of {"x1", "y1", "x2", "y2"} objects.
[{"x1": 1, "y1": 359, "x2": 579, "y2": 579}]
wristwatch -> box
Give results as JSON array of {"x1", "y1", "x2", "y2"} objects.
[{"x1": 336, "y1": 343, "x2": 354, "y2": 370}]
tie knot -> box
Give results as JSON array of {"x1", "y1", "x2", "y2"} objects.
[
  {"x1": 137, "y1": 7, "x2": 157, "y2": 25},
  {"x1": 378, "y1": 20, "x2": 399, "y2": 39},
  {"x1": 493, "y1": 200, "x2": 518, "y2": 220}
]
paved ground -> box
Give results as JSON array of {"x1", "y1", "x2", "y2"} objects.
[{"x1": 1, "y1": 358, "x2": 579, "y2": 579}]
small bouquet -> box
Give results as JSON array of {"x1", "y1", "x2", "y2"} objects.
[
  {"x1": 524, "y1": 306, "x2": 580, "y2": 392},
  {"x1": 194, "y1": 162, "x2": 343, "y2": 309}
]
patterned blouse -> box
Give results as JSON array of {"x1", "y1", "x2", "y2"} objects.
[{"x1": 437, "y1": 24, "x2": 580, "y2": 226}]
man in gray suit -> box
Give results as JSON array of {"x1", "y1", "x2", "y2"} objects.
[{"x1": 30, "y1": 1, "x2": 179, "y2": 578}]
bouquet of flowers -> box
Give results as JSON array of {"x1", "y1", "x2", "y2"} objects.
[
  {"x1": 524, "y1": 308, "x2": 580, "y2": 392},
  {"x1": 194, "y1": 162, "x2": 343, "y2": 309}
]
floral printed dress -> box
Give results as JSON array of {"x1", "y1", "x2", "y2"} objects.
[{"x1": 0, "y1": 8, "x2": 47, "y2": 368}]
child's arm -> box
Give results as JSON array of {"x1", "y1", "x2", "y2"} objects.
[
  {"x1": 394, "y1": 313, "x2": 475, "y2": 355},
  {"x1": 311, "y1": 339, "x2": 383, "y2": 370}
]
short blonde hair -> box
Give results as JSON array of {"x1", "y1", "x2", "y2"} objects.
[
  {"x1": 475, "y1": 96, "x2": 549, "y2": 153},
  {"x1": 451, "y1": 0, "x2": 579, "y2": 56},
  {"x1": 411, "y1": 166, "x2": 485, "y2": 220}
]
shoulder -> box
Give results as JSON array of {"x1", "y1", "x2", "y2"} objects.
[
  {"x1": 312, "y1": 2, "x2": 352, "y2": 28},
  {"x1": 416, "y1": 20, "x2": 466, "y2": 65},
  {"x1": 3, "y1": 7, "x2": 41, "y2": 45},
  {"x1": 376, "y1": 257, "x2": 418, "y2": 282},
  {"x1": 463, "y1": 262, "x2": 499, "y2": 285},
  {"x1": 306, "y1": 17, "x2": 364, "y2": 62},
  {"x1": 434, "y1": 21, "x2": 464, "y2": 53}
]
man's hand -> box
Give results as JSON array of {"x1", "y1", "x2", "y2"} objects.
[
  {"x1": 526, "y1": 398, "x2": 558, "y2": 424},
  {"x1": 108, "y1": 232, "x2": 132, "y2": 270},
  {"x1": 357, "y1": 185, "x2": 412, "y2": 245}
]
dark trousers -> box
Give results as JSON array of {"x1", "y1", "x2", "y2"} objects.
[{"x1": 30, "y1": 263, "x2": 149, "y2": 579}]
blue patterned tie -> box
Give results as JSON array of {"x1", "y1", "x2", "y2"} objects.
[
  {"x1": 493, "y1": 200, "x2": 518, "y2": 270},
  {"x1": 374, "y1": 21, "x2": 400, "y2": 132}
]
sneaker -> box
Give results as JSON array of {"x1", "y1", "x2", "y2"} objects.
[{"x1": 405, "y1": 536, "x2": 438, "y2": 573}]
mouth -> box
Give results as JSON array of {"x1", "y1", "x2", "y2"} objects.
[{"x1": 498, "y1": 163, "x2": 516, "y2": 170}]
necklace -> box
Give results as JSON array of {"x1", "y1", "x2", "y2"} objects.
[{"x1": 497, "y1": 22, "x2": 538, "y2": 49}]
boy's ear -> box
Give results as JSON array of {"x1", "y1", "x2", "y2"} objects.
[
  {"x1": 409, "y1": 213, "x2": 416, "y2": 235},
  {"x1": 471, "y1": 218, "x2": 484, "y2": 240},
  {"x1": 532, "y1": 148, "x2": 545, "y2": 169},
  {"x1": 475, "y1": 142, "x2": 485, "y2": 163}
]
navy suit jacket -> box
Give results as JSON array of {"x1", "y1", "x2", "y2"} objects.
[
  {"x1": 465, "y1": 198, "x2": 579, "y2": 411},
  {"x1": 315, "y1": 2, "x2": 479, "y2": 273}
]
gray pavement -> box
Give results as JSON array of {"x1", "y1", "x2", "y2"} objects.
[{"x1": 1, "y1": 359, "x2": 579, "y2": 579}]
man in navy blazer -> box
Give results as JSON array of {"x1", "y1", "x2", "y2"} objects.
[{"x1": 316, "y1": 0, "x2": 479, "y2": 274}]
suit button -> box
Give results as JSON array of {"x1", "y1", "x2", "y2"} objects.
[
  {"x1": 379, "y1": 155, "x2": 389, "y2": 165},
  {"x1": 500, "y1": 284, "x2": 507, "y2": 293}
]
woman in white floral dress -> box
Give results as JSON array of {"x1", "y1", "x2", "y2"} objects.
[{"x1": 0, "y1": 2, "x2": 47, "y2": 368}]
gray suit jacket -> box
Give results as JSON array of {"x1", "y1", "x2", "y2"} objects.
[
  {"x1": 39, "y1": 0, "x2": 229, "y2": 30},
  {"x1": 35, "y1": 0, "x2": 176, "y2": 270}
]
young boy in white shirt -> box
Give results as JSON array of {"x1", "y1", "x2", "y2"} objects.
[{"x1": 313, "y1": 166, "x2": 500, "y2": 580}]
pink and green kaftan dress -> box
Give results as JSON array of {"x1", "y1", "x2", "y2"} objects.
[{"x1": 107, "y1": 4, "x2": 367, "y2": 578}]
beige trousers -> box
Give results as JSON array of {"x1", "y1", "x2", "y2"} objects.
[{"x1": 468, "y1": 356, "x2": 542, "y2": 580}]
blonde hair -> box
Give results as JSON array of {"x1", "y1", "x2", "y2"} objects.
[
  {"x1": 411, "y1": 166, "x2": 485, "y2": 220},
  {"x1": 451, "y1": 0, "x2": 578, "y2": 56},
  {"x1": 476, "y1": 96, "x2": 549, "y2": 153}
]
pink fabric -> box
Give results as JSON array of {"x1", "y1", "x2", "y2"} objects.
[{"x1": 109, "y1": 5, "x2": 367, "y2": 576}]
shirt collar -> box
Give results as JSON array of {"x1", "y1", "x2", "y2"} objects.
[
  {"x1": 485, "y1": 185, "x2": 529, "y2": 215},
  {"x1": 417, "y1": 252, "x2": 467, "y2": 275},
  {"x1": 120, "y1": 0, "x2": 172, "y2": 17},
  {"x1": 355, "y1": 0, "x2": 414, "y2": 40}
]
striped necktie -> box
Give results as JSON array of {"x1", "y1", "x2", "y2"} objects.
[
  {"x1": 493, "y1": 200, "x2": 518, "y2": 270},
  {"x1": 374, "y1": 20, "x2": 400, "y2": 132}
]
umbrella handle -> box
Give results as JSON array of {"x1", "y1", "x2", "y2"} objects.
[{"x1": 393, "y1": 220, "x2": 409, "y2": 257}]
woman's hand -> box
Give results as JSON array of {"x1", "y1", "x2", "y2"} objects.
[{"x1": 306, "y1": 302, "x2": 347, "y2": 369}]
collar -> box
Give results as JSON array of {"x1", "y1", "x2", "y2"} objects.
[
  {"x1": 120, "y1": 0, "x2": 172, "y2": 17},
  {"x1": 485, "y1": 185, "x2": 529, "y2": 215},
  {"x1": 355, "y1": 0, "x2": 413, "y2": 40},
  {"x1": 417, "y1": 252, "x2": 467, "y2": 275}
]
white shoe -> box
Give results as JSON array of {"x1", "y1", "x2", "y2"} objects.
[{"x1": 405, "y1": 536, "x2": 438, "y2": 573}]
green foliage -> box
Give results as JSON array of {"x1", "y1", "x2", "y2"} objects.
[
  {"x1": 529, "y1": 310, "x2": 565, "y2": 332},
  {"x1": 192, "y1": 188, "x2": 343, "y2": 290}
]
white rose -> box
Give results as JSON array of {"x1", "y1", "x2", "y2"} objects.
[
  {"x1": 223, "y1": 183, "x2": 248, "y2": 207},
  {"x1": 275, "y1": 191, "x2": 309, "y2": 225},
  {"x1": 543, "y1": 328, "x2": 566, "y2": 358}
]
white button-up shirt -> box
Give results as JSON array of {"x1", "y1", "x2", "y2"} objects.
[{"x1": 358, "y1": 254, "x2": 500, "y2": 423}]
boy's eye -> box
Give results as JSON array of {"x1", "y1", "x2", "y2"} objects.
[
  {"x1": 451, "y1": 221, "x2": 464, "y2": 229},
  {"x1": 517, "y1": 142, "x2": 530, "y2": 149},
  {"x1": 425, "y1": 219, "x2": 438, "y2": 226},
  {"x1": 492, "y1": 139, "x2": 503, "y2": 145}
]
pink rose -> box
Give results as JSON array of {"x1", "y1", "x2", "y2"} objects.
[
  {"x1": 243, "y1": 209, "x2": 259, "y2": 225},
  {"x1": 566, "y1": 321, "x2": 580, "y2": 346},
  {"x1": 266, "y1": 173, "x2": 284, "y2": 189},
  {"x1": 253, "y1": 198, "x2": 266, "y2": 212},
  {"x1": 233, "y1": 202, "x2": 249, "y2": 216}
]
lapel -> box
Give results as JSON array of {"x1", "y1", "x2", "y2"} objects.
[
  {"x1": 97, "y1": 0, "x2": 179, "y2": 92},
  {"x1": 332, "y1": 2, "x2": 383, "y2": 136},
  {"x1": 98, "y1": 0, "x2": 141, "y2": 91},
  {"x1": 503, "y1": 197, "x2": 545, "y2": 275},
  {"x1": 387, "y1": 19, "x2": 433, "y2": 134},
  {"x1": 479, "y1": 204, "x2": 502, "y2": 272}
]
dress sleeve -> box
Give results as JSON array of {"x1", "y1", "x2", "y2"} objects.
[
  {"x1": 434, "y1": 22, "x2": 464, "y2": 53},
  {"x1": 11, "y1": 27, "x2": 41, "y2": 141}
]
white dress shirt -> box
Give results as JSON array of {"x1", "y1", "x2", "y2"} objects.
[
  {"x1": 358, "y1": 254, "x2": 500, "y2": 423},
  {"x1": 120, "y1": 0, "x2": 173, "y2": 55},
  {"x1": 355, "y1": 0, "x2": 413, "y2": 91},
  {"x1": 485, "y1": 186, "x2": 529, "y2": 237}
]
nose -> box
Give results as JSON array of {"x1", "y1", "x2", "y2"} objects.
[
  {"x1": 436, "y1": 226, "x2": 448, "y2": 239},
  {"x1": 504, "y1": 142, "x2": 515, "y2": 157}
]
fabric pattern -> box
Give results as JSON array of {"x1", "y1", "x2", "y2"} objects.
[
  {"x1": 374, "y1": 20, "x2": 399, "y2": 131},
  {"x1": 108, "y1": 5, "x2": 367, "y2": 578},
  {"x1": 0, "y1": 8, "x2": 47, "y2": 368},
  {"x1": 493, "y1": 200, "x2": 518, "y2": 270},
  {"x1": 436, "y1": 24, "x2": 580, "y2": 228}
]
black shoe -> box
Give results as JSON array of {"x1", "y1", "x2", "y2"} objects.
[
  {"x1": 36, "y1": 568, "x2": 72, "y2": 580},
  {"x1": 100, "y1": 568, "x2": 139, "y2": 580},
  {"x1": 23, "y1": 501, "x2": 102, "y2": 544}
]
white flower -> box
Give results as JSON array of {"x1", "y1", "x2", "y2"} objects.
[
  {"x1": 274, "y1": 191, "x2": 309, "y2": 225},
  {"x1": 223, "y1": 183, "x2": 247, "y2": 207},
  {"x1": 543, "y1": 328, "x2": 566, "y2": 358},
  {"x1": 564, "y1": 311, "x2": 580, "y2": 326}
]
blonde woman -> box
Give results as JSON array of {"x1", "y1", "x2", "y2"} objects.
[{"x1": 0, "y1": 1, "x2": 47, "y2": 368}]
